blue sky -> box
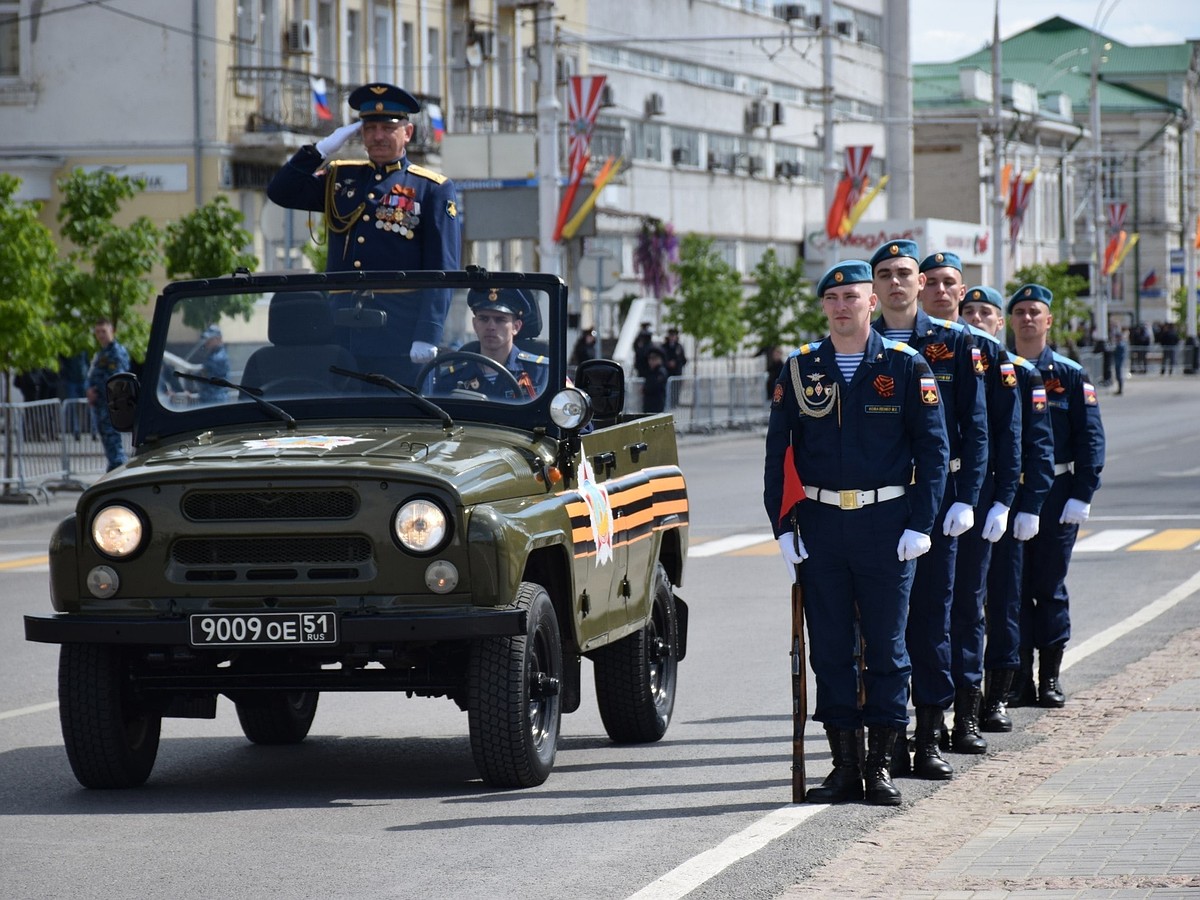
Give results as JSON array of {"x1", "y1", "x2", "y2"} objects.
[{"x1": 909, "y1": 1, "x2": 1200, "y2": 64}]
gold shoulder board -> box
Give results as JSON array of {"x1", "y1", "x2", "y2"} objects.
[{"x1": 407, "y1": 164, "x2": 448, "y2": 185}]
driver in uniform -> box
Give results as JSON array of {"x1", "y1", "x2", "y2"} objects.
[{"x1": 437, "y1": 288, "x2": 548, "y2": 400}]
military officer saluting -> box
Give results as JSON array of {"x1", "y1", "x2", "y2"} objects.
[
  {"x1": 1006, "y1": 283, "x2": 1105, "y2": 709},
  {"x1": 764, "y1": 260, "x2": 949, "y2": 807},
  {"x1": 268, "y1": 82, "x2": 460, "y2": 379},
  {"x1": 433, "y1": 288, "x2": 548, "y2": 401},
  {"x1": 870, "y1": 239, "x2": 988, "y2": 782}
]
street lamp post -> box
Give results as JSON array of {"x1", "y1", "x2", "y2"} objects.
[{"x1": 1090, "y1": 1, "x2": 1120, "y2": 357}]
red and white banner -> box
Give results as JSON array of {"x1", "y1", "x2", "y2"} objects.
[
  {"x1": 1107, "y1": 202, "x2": 1128, "y2": 234},
  {"x1": 555, "y1": 75, "x2": 608, "y2": 241},
  {"x1": 825, "y1": 145, "x2": 873, "y2": 240},
  {"x1": 1007, "y1": 170, "x2": 1036, "y2": 247}
]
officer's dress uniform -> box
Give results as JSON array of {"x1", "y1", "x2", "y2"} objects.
[
  {"x1": 267, "y1": 145, "x2": 460, "y2": 381},
  {"x1": 983, "y1": 352, "x2": 1055, "y2": 724},
  {"x1": 438, "y1": 346, "x2": 549, "y2": 401},
  {"x1": 88, "y1": 339, "x2": 130, "y2": 471},
  {"x1": 1018, "y1": 347, "x2": 1104, "y2": 695},
  {"x1": 944, "y1": 323, "x2": 1021, "y2": 749},
  {"x1": 872, "y1": 312, "x2": 986, "y2": 749},
  {"x1": 764, "y1": 332, "x2": 949, "y2": 734}
]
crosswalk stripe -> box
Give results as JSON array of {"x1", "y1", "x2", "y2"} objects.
[
  {"x1": 1069, "y1": 529, "x2": 1154, "y2": 553},
  {"x1": 1126, "y1": 528, "x2": 1200, "y2": 551},
  {"x1": 0, "y1": 554, "x2": 48, "y2": 571},
  {"x1": 688, "y1": 533, "x2": 773, "y2": 557}
]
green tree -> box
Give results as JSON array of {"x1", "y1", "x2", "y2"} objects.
[
  {"x1": 1006, "y1": 262, "x2": 1089, "y2": 351},
  {"x1": 663, "y1": 234, "x2": 746, "y2": 359},
  {"x1": 54, "y1": 169, "x2": 162, "y2": 360},
  {"x1": 0, "y1": 174, "x2": 70, "y2": 492},
  {"x1": 744, "y1": 249, "x2": 820, "y2": 351},
  {"x1": 164, "y1": 195, "x2": 260, "y2": 331}
]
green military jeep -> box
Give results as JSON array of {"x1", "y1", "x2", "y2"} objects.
[{"x1": 25, "y1": 269, "x2": 689, "y2": 790}]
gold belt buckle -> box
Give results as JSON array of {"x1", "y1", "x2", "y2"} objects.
[{"x1": 839, "y1": 490, "x2": 861, "y2": 510}]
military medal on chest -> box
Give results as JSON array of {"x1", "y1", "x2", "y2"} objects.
[{"x1": 374, "y1": 184, "x2": 421, "y2": 239}]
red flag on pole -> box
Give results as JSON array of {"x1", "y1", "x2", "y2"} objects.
[
  {"x1": 554, "y1": 75, "x2": 607, "y2": 241},
  {"x1": 825, "y1": 146, "x2": 872, "y2": 241}
]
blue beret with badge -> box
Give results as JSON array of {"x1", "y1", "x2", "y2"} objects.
[
  {"x1": 467, "y1": 287, "x2": 534, "y2": 319},
  {"x1": 1007, "y1": 283, "x2": 1053, "y2": 313},
  {"x1": 869, "y1": 239, "x2": 920, "y2": 271},
  {"x1": 919, "y1": 251, "x2": 962, "y2": 273},
  {"x1": 348, "y1": 82, "x2": 420, "y2": 121},
  {"x1": 962, "y1": 285, "x2": 1004, "y2": 310},
  {"x1": 200, "y1": 325, "x2": 222, "y2": 340},
  {"x1": 815, "y1": 259, "x2": 873, "y2": 297}
]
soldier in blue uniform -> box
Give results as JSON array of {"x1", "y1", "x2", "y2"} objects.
[
  {"x1": 267, "y1": 82, "x2": 460, "y2": 382},
  {"x1": 764, "y1": 260, "x2": 949, "y2": 806},
  {"x1": 430, "y1": 288, "x2": 548, "y2": 401},
  {"x1": 918, "y1": 254, "x2": 1021, "y2": 755},
  {"x1": 870, "y1": 240, "x2": 988, "y2": 781},
  {"x1": 197, "y1": 325, "x2": 230, "y2": 404},
  {"x1": 86, "y1": 317, "x2": 131, "y2": 471},
  {"x1": 1007, "y1": 284, "x2": 1105, "y2": 708},
  {"x1": 960, "y1": 286, "x2": 1056, "y2": 730}
]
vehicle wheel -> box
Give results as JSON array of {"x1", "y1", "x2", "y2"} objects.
[
  {"x1": 58, "y1": 643, "x2": 162, "y2": 789},
  {"x1": 468, "y1": 582, "x2": 562, "y2": 788},
  {"x1": 234, "y1": 691, "x2": 319, "y2": 745},
  {"x1": 594, "y1": 562, "x2": 679, "y2": 743}
]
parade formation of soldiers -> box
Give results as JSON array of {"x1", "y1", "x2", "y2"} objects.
[{"x1": 765, "y1": 242, "x2": 1106, "y2": 806}]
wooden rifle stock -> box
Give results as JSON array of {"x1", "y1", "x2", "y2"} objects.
[{"x1": 791, "y1": 569, "x2": 807, "y2": 803}]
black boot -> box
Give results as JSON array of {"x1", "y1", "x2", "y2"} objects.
[
  {"x1": 864, "y1": 727, "x2": 902, "y2": 806},
  {"x1": 912, "y1": 706, "x2": 954, "y2": 780},
  {"x1": 1008, "y1": 648, "x2": 1038, "y2": 708},
  {"x1": 805, "y1": 727, "x2": 864, "y2": 804},
  {"x1": 889, "y1": 726, "x2": 911, "y2": 777},
  {"x1": 980, "y1": 669, "x2": 1014, "y2": 732},
  {"x1": 1038, "y1": 643, "x2": 1066, "y2": 708},
  {"x1": 950, "y1": 685, "x2": 988, "y2": 753}
]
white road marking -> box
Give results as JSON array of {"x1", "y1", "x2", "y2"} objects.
[
  {"x1": 688, "y1": 533, "x2": 773, "y2": 557},
  {"x1": 1073, "y1": 529, "x2": 1154, "y2": 552},
  {"x1": 0, "y1": 701, "x2": 58, "y2": 721}
]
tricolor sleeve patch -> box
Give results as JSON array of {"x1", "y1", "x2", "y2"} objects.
[{"x1": 920, "y1": 375, "x2": 940, "y2": 405}]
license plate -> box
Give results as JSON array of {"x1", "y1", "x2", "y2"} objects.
[{"x1": 189, "y1": 612, "x2": 338, "y2": 647}]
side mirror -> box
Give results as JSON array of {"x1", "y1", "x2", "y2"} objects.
[
  {"x1": 105, "y1": 373, "x2": 140, "y2": 433},
  {"x1": 574, "y1": 359, "x2": 624, "y2": 423}
]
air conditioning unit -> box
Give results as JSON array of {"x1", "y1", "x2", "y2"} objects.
[
  {"x1": 773, "y1": 2, "x2": 805, "y2": 21},
  {"x1": 644, "y1": 92, "x2": 665, "y2": 117},
  {"x1": 807, "y1": 13, "x2": 822, "y2": 30},
  {"x1": 706, "y1": 151, "x2": 722, "y2": 172},
  {"x1": 747, "y1": 155, "x2": 765, "y2": 176},
  {"x1": 745, "y1": 100, "x2": 769, "y2": 130},
  {"x1": 834, "y1": 19, "x2": 855, "y2": 39},
  {"x1": 599, "y1": 83, "x2": 616, "y2": 108},
  {"x1": 287, "y1": 19, "x2": 314, "y2": 54},
  {"x1": 776, "y1": 160, "x2": 800, "y2": 179},
  {"x1": 772, "y1": 101, "x2": 786, "y2": 126},
  {"x1": 671, "y1": 147, "x2": 687, "y2": 165}
]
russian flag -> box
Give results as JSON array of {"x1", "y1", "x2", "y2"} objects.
[
  {"x1": 310, "y1": 77, "x2": 333, "y2": 122},
  {"x1": 1142, "y1": 269, "x2": 1158, "y2": 291},
  {"x1": 427, "y1": 102, "x2": 445, "y2": 143}
]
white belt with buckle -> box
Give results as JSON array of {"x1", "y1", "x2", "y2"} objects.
[
  {"x1": 1053, "y1": 462, "x2": 1075, "y2": 476},
  {"x1": 948, "y1": 458, "x2": 962, "y2": 473},
  {"x1": 805, "y1": 484, "x2": 907, "y2": 510}
]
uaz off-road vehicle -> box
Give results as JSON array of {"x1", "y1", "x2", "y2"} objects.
[{"x1": 25, "y1": 269, "x2": 689, "y2": 789}]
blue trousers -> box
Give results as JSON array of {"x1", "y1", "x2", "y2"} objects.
[
  {"x1": 95, "y1": 404, "x2": 126, "y2": 471},
  {"x1": 907, "y1": 486, "x2": 957, "y2": 709},
  {"x1": 950, "y1": 476, "x2": 994, "y2": 688},
  {"x1": 1019, "y1": 475, "x2": 1077, "y2": 650},
  {"x1": 797, "y1": 497, "x2": 914, "y2": 730},
  {"x1": 984, "y1": 522, "x2": 1024, "y2": 671}
]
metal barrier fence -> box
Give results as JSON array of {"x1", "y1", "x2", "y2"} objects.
[
  {"x1": 626, "y1": 374, "x2": 772, "y2": 432},
  {"x1": 0, "y1": 399, "x2": 129, "y2": 502}
]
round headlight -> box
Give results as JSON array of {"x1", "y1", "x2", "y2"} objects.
[
  {"x1": 91, "y1": 505, "x2": 145, "y2": 558},
  {"x1": 550, "y1": 387, "x2": 592, "y2": 431},
  {"x1": 393, "y1": 498, "x2": 448, "y2": 553}
]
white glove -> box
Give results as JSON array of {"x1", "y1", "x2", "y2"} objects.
[
  {"x1": 409, "y1": 340, "x2": 438, "y2": 364},
  {"x1": 1013, "y1": 511, "x2": 1041, "y2": 542},
  {"x1": 1059, "y1": 498, "x2": 1091, "y2": 525},
  {"x1": 315, "y1": 121, "x2": 362, "y2": 158},
  {"x1": 942, "y1": 501, "x2": 975, "y2": 538},
  {"x1": 981, "y1": 502, "x2": 1010, "y2": 543},
  {"x1": 778, "y1": 533, "x2": 807, "y2": 581},
  {"x1": 897, "y1": 529, "x2": 932, "y2": 561}
]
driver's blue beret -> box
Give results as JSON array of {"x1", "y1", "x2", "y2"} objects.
[
  {"x1": 815, "y1": 260, "x2": 873, "y2": 297},
  {"x1": 348, "y1": 82, "x2": 420, "y2": 120},
  {"x1": 1007, "y1": 283, "x2": 1053, "y2": 313},
  {"x1": 869, "y1": 239, "x2": 920, "y2": 271},
  {"x1": 962, "y1": 285, "x2": 1004, "y2": 310},
  {"x1": 467, "y1": 287, "x2": 533, "y2": 319},
  {"x1": 919, "y1": 251, "x2": 962, "y2": 273}
]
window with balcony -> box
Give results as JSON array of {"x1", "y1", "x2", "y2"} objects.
[
  {"x1": 402, "y1": 21, "x2": 416, "y2": 89},
  {"x1": 0, "y1": 3, "x2": 19, "y2": 78},
  {"x1": 632, "y1": 121, "x2": 663, "y2": 163},
  {"x1": 427, "y1": 27, "x2": 441, "y2": 96},
  {"x1": 372, "y1": 2, "x2": 394, "y2": 83}
]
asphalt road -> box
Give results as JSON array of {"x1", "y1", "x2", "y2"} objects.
[{"x1": 2, "y1": 376, "x2": 1198, "y2": 899}]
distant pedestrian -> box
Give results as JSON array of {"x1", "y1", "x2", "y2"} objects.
[
  {"x1": 642, "y1": 346, "x2": 669, "y2": 413},
  {"x1": 87, "y1": 317, "x2": 131, "y2": 471},
  {"x1": 1112, "y1": 328, "x2": 1127, "y2": 395},
  {"x1": 1158, "y1": 322, "x2": 1179, "y2": 375},
  {"x1": 661, "y1": 327, "x2": 687, "y2": 378}
]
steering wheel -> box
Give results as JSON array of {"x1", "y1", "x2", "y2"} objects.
[
  {"x1": 256, "y1": 376, "x2": 334, "y2": 395},
  {"x1": 415, "y1": 350, "x2": 523, "y2": 396}
]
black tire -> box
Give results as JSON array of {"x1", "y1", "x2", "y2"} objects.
[
  {"x1": 468, "y1": 583, "x2": 562, "y2": 788},
  {"x1": 234, "y1": 691, "x2": 319, "y2": 745},
  {"x1": 594, "y1": 562, "x2": 679, "y2": 743},
  {"x1": 58, "y1": 643, "x2": 162, "y2": 789}
]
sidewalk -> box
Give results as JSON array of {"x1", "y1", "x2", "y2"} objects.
[{"x1": 782, "y1": 623, "x2": 1200, "y2": 897}]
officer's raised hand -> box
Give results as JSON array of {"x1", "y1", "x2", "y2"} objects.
[
  {"x1": 410, "y1": 340, "x2": 438, "y2": 364},
  {"x1": 315, "y1": 121, "x2": 363, "y2": 159},
  {"x1": 1059, "y1": 498, "x2": 1091, "y2": 526},
  {"x1": 777, "y1": 533, "x2": 808, "y2": 580},
  {"x1": 897, "y1": 529, "x2": 932, "y2": 562},
  {"x1": 980, "y1": 502, "x2": 1010, "y2": 543},
  {"x1": 942, "y1": 501, "x2": 974, "y2": 538},
  {"x1": 1012, "y1": 511, "x2": 1040, "y2": 541}
]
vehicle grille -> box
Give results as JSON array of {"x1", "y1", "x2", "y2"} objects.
[
  {"x1": 172, "y1": 536, "x2": 372, "y2": 566},
  {"x1": 182, "y1": 489, "x2": 358, "y2": 521}
]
